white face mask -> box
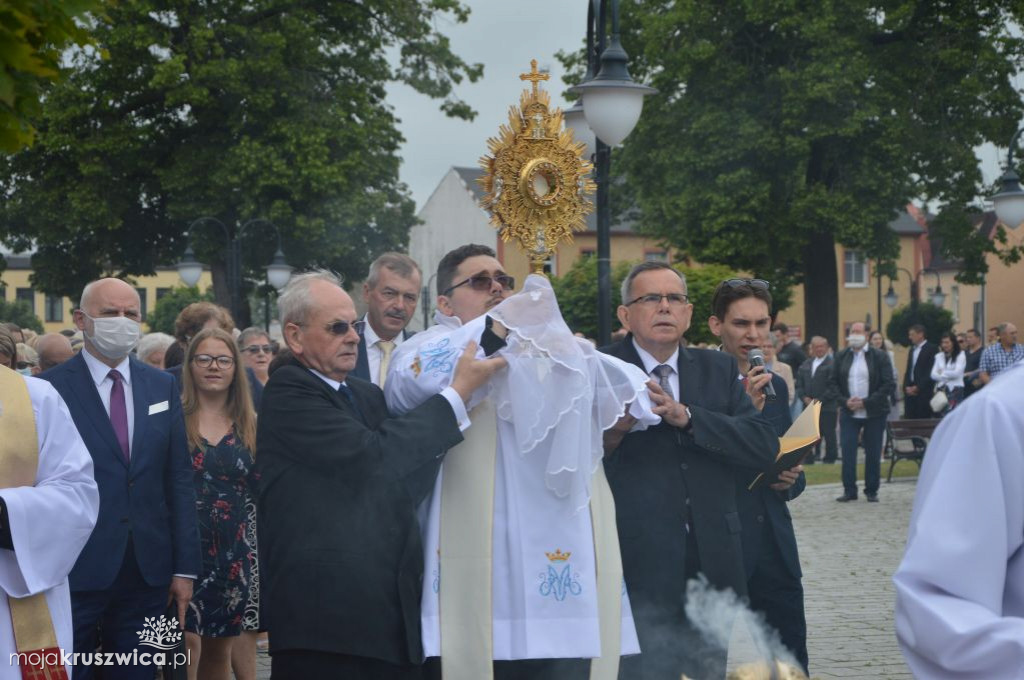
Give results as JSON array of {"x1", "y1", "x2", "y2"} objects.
[
  {"x1": 846, "y1": 333, "x2": 866, "y2": 350},
  {"x1": 17, "y1": 367, "x2": 33, "y2": 377},
  {"x1": 84, "y1": 313, "x2": 141, "y2": 360}
]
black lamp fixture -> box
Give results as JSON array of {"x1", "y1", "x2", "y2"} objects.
[
  {"x1": 564, "y1": 0, "x2": 657, "y2": 346},
  {"x1": 991, "y1": 127, "x2": 1024, "y2": 229}
]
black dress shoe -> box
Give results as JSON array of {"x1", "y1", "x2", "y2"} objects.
[
  {"x1": 866, "y1": 494, "x2": 879, "y2": 503},
  {"x1": 836, "y1": 494, "x2": 857, "y2": 502}
]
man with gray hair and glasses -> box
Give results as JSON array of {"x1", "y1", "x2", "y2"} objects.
[
  {"x1": 256, "y1": 269, "x2": 504, "y2": 679},
  {"x1": 352, "y1": 252, "x2": 423, "y2": 387}
]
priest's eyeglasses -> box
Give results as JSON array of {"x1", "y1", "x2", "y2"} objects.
[
  {"x1": 626, "y1": 293, "x2": 690, "y2": 307},
  {"x1": 444, "y1": 274, "x2": 515, "y2": 296},
  {"x1": 193, "y1": 354, "x2": 235, "y2": 369}
]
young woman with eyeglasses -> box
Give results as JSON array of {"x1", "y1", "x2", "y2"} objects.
[{"x1": 181, "y1": 328, "x2": 258, "y2": 680}]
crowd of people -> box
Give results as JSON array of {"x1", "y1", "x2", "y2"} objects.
[{"x1": 1, "y1": 245, "x2": 1021, "y2": 680}]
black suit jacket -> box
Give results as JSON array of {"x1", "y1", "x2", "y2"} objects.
[
  {"x1": 600, "y1": 337, "x2": 778, "y2": 611},
  {"x1": 904, "y1": 341, "x2": 938, "y2": 395},
  {"x1": 351, "y1": 325, "x2": 414, "y2": 383},
  {"x1": 736, "y1": 375, "x2": 804, "y2": 580},
  {"x1": 255, "y1": 360, "x2": 463, "y2": 664},
  {"x1": 829, "y1": 346, "x2": 895, "y2": 418},
  {"x1": 795, "y1": 355, "x2": 837, "y2": 410}
]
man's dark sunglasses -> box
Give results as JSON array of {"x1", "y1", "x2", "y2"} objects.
[
  {"x1": 723, "y1": 278, "x2": 770, "y2": 290},
  {"x1": 322, "y1": 319, "x2": 365, "y2": 336},
  {"x1": 443, "y1": 274, "x2": 515, "y2": 296},
  {"x1": 242, "y1": 344, "x2": 275, "y2": 355}
]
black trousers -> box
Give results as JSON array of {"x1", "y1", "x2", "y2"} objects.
[
  {"x1": 746, "y1": 528, "x2": 808, "y2": 675},
  {"x1": 813, "y1": 409, "x2": 838, "y2": 462},
  {"x1": 423, "y1": 657, "x2": 589, "y2": 680},
  {"x1": 904, "y1": 393, "x2": 933, "y2": 419},
  {"x1": 271, "y1": 650, "x2": 425, "y2": 680},
  {"x1": 618, "y1": 529, "x2": 728, "y2": 680}
]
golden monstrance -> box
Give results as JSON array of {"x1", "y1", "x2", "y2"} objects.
[{"x1": 478, "y1": 60, "x2": 596, "y2": 275}]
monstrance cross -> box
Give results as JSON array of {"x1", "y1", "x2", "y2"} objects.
[{"x1": 519, "y1": 59, "x2": 550, "y2": 97}]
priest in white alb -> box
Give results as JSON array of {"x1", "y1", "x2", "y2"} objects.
[
  {"x1": 894, "y1": 360, "x2": 1024, "y2": 678},
  {"x1": 0, "y1": 365, "x2": 99, "y2": 680},
  {"x1": 385, "y1": 245, "x2": 657, "y2": 680}
]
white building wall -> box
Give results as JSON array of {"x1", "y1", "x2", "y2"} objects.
[{"x1": 407, "y1": 167, "x2": 497, "y2": 330}]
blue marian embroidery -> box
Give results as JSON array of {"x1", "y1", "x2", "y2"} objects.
[
  {"x1": 421, "y1": 338, "x2": 457, "y2": 377},
  {"x1": 539, "y1": 549, "x2": 582, "y2": 600}
]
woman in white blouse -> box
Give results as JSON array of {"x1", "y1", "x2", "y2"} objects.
[{"x1": 930, "y1": 330, "x2": 966, "y2": 414}]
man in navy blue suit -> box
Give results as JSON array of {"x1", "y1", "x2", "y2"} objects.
[
  {"x1": 350, "y1": 252, "x2": 421, "y2": 387},
  {"x1": 708, "y1": 279, "x2": 808, "y2": 674},
  {"x1": 42, "y1": 278, "x2": 200, "y2": 680}
]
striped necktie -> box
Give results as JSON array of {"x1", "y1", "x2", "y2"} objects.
[{"x1": 652, "y1": 364, "x2": 675, "y2": 401}]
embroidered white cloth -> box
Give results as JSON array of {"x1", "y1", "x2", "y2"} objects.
[
  {"x1": 386, "y1": 275, "x2": 655, "y2": 660},
  {"x1": 0, "y1": 376, "x2": 99, "y2": 679}
]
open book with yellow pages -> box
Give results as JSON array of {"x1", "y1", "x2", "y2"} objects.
[{"x1": 747, "y1": 399, "x2": 822, "y2": 491}]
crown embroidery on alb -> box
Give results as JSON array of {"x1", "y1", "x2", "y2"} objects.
[{"x1": 545, "y1": 549, "x2": 571, "y2": 562}]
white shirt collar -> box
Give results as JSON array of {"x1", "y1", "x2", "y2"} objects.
[
  {"x1": 82, "y1": 347, "x2": 132, "y2": 387},
  {"x1": 914, "y1": 339, "x2": 927, "y2": 350},
  {"x1": 308, "y1": 367, "x2": 342, "y2": 391},
  {"x1": 433, "y1": 309, "x2": 464, "y2": 329},
  {"x1": 632, "y1": 337, "x2": 679, "y2": 376}
]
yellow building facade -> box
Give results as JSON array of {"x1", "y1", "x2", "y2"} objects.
[{"x1": 0, "y1": 253, "x2": 212, "y2": 334}]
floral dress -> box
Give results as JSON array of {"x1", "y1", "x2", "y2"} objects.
[{"x1": 185, "y1": 430, "x2": 257, "y2": 637}]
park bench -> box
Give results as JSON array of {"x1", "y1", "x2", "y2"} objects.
[{"x1": 885, "y1": 418, "x2": 942, "y2": 482}]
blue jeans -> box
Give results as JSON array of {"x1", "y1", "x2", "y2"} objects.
[{"x1": 839, "y1": 411, "x2": 886, "y2": 497}]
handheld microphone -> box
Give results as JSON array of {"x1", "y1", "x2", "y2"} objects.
[{"x1": 746, "y1": 348, "x2": 777, "y2": 402}]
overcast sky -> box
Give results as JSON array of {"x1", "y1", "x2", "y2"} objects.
[
  {"x1": 387, "y1": 2, "x2": 1014, "y2": 213},
  {"x1": 385, "y1": 1, "x2": 588, "y2": 211}
]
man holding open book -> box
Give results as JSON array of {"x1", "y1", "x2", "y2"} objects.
[{"x1": 707, "y1": 279, "x2": 809, "y2": 675}]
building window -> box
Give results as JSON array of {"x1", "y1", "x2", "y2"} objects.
[
  {"x1": 15, "y1": 288, "x2": 34, "y2": 314},
  {"x1": 843, "y1": 250, "x2": 868, "y2": 287},
  {"x1": 579, "y1": 247, "x2": 595, "y2": 258},
  {"x1": 542, "y1": 254, "x2": 557, "y2": 277},
  {"x1": 951, "y1": 285, "x2": 959, "y2": 322},
  {"x1": 156, "y1": 287, "x2": 171, "y2": 301},
  {"x1": 644, "y1": 250, "x2": 668, "y2": 262},
  {"x1": 136, "y1": 288, "x2": 148, "y2": 321},
  {"x1": 44, "y1": 295, "x2": 63, "y2": 322}
]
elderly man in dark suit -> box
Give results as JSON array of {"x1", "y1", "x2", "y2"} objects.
[
  {"x1": 256, "y1": 269, "x2": 503, "y2": 680},
  {"x1": 42, "y1": 278, "x2": 200, "y2": 680},
  {"x1": 600, "y1": 263, "x2": 778, "y2": 680},
  {"x1": 830, "y1": 322, "x2": 896, "y2": 502},
  {"x1": 903, "y1": 324, "x2": 937, "y2": 419},
  {"x1": 709, "y1": 280, "x2": 808, "y2": 675},
  {"x1": 351, "y1": 252, "x2": 422, "y2": 387},
  {"x1": 795, "y1": 336, "x2": 838, "y2": 463}
]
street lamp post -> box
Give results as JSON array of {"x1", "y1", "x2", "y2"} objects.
[
  {"x1": 176, "y1": 217, "x2": 293, "y2": 327},
  {"x1": 565, "y1": 0, "x2": 656, "y2": 346},
  {"x1": 991, "y1": 126, "x2": 1024, "y2": 229},
  {"x1": 884, "y1": 267, "x2": 945, "y2": 309}
]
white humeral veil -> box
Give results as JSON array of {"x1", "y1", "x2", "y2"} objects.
[{"x1": 386, "y1": 275, "x2": 656, "y2": 679}]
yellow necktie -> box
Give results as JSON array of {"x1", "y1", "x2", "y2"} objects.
[{"x1": 377, "y1": 339, "x2": 396, "y2": 387}]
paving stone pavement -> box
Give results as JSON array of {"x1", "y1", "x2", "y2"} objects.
[
  {"x1": 789, "y1": 476, "x2": 917, "y2": 679},
  {"x1": 254, "y1": 475, "x2": 920, "y2": 680}
]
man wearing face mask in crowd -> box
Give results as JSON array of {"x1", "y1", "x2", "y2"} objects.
[
  {"x1": 828, "y1": 322, "x2": 895, "y2": 503},
  {"x1": 41, "y1": 278, "x2": 200, "y2": 680}
]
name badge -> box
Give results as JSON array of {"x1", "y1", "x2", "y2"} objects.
[{"x1": 148, "y1": 401, "x2": 169, "y2": 415}]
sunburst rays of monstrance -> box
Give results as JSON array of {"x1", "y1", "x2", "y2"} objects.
[{"x1": 478, "y1": 60, "x2": 596, "y2": 275}]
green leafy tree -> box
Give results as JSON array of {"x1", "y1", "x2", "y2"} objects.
[
  {"x1": 0, "y1": 299, "x2": 44, "y2": 332},
  {"x1": 0, "y1": 0, "x2": 102, "y2": 153},
  {"x1": 551, "y1": 257, "x2": 741, "y2": 345},
  {"x1": 552, "y1": 256, "x2": 632, "y2": 340},
  {"x1": 886, "y1": 302, "x2": 954, "y2": 348},
  {"x1": 0, "y1": 0, "x2": 483, "y2": 326},
  {"x1": 146, "y1": 286, "x2": 211, "y2": 335},
  {"x1": 561, "y1": 2, "x2": 1024, "y2": 348}
]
